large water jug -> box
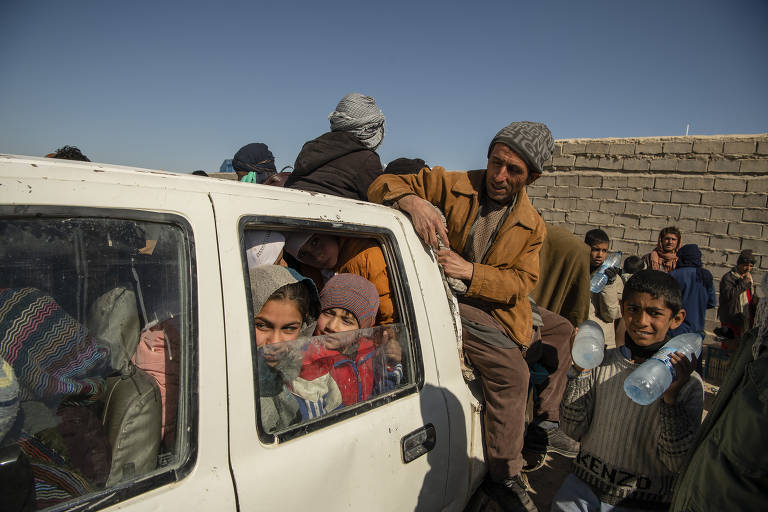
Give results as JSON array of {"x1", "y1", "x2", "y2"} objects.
[
  {"x1": 623, "y1": 333, "x2": 702, "y2": 405},
  {"x1": 589, "y1": 251, "x2": 623, "y2": 293},
  {"x1": 571, "y1": 320, "x2": 605, "y2": 369}
]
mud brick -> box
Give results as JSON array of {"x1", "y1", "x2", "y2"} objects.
[
  {"x1": 636, "y1": 142, "x2": 662, "y2": 154},
  {"x1": 651, "y1": 203, "x2": 681, "y2": 217},
  {"x1": 622, "y1": 158, "x2": 650, "y2": 171},
  {"x1": 671, "y1": 191, "x2": 701, "y2": 204},
  {"x1": 700, "y1": 192, "x2": 733, "y2": 207},
  {"x1": 663, "y1": 142, "x2": 693, "y2": 153},
  {"x1": 708, "y1": 158, "x2": 740, "y2": 172},
  {"x1": 683, "y1": 177, "x2": 714, "y2": 190},
  {"x1": 724, "y1": 141, "x2": 756, "y2": 154},
  {"x1": 692, "y1": 140, "x2": 724, "y2": 154},
  {"x1": 644, "y1": 190, "x2": 671, "y2": 202}
]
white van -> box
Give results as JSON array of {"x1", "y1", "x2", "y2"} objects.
[{"x1": 0, "y1": 155, "x2": 488, "y2": 511}]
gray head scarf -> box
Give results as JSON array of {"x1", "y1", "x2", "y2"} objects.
[{"x1": 329, "y1": 92, "x2": 386, "y2": 151}]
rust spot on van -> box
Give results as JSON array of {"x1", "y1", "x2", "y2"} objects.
[
  {"x1": 30, "y1": 163, "x2": 38, "y2": 167},
  {"x1": 93, "y1": 169, "x2": 105, "y2": 173}
]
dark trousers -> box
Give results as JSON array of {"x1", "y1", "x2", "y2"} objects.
[{"x1": 460, "y1": 303, "x2": 573, "y2": 481}]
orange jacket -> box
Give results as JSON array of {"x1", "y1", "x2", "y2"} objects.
[
  {"x1": 369, "y1": 166, "x2": 545, "y2": 347},
  {"x1": 300, "y1": 237, "x2": 394, "y2": 326}
]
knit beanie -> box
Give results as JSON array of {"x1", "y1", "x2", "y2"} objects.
[
  {"x1": 487, "y1": 121, "x2": 554, "y2": 174},
  {"x1": 319, "y1": 274, "x2": 380, "y2": 329}
]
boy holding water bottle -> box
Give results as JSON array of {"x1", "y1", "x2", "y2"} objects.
[
  {"x1": 585, "y1": 229, "x2": 624, "y2": 348},
  {"x1": 552, "y1": 270, "x2": 704, "y2": 511}
]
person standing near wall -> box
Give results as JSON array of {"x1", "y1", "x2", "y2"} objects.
[
  {"x1": 585, "y1": 229, "x2": 623, "y2": 348},
  {"x1": 642, "y1": 226, "x2": 682, "y2": 273},
  {"x1": 668, "y1": 244, "x2": 716, "y2": 339},
  {"x1": 718, "y1": 249, "x2": 758, "y2": 340}
]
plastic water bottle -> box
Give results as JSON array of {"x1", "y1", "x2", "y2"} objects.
[
  {"x1": 589, "y1": 251, "x2": 623, "y2": 293},
  {"x1": 571, "y1": 320, "x2": 605, "y2": 369},
  {"x1": 623, "y1": 333, "x2": 703, "y2": 405}
]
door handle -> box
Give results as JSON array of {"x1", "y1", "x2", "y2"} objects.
[{"x1": 401, "y1": 424, "x2": 436, "y2": 463}]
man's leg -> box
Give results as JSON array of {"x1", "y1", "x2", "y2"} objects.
[
  {"x1": 531, "y1": 307, "x2": 572, "y2": 421},
  {"x1": 459, "y1": 304, "x2": 536, "y2": 512},
  {"x1": 524, "y1": 307, "x2": 579, "y2": 468}
]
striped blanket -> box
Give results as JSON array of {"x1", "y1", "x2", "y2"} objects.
[{"x1": 0, "y1": 287, "x2": 112, "y2": 404}]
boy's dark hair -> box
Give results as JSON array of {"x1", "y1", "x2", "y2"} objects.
[
  {"x1": 584, "y1": 228, "x2": 610, "y2": 247},
  {"x1": 623, "y1": 269, "x2": 682, "y2": 315},
  {"x1": 623, "y1": 255, "x2": 645, "y2": 274},
  {"x1": 269, "y1": 281, "x2": 319, "y2": 322},
  {"x1": 737, "y1": 249, "x2": 756, "y2": 266},
  {"x1": 658, "y1": 226, "x2": 681, "y2": 241},
  {"x1": 50, "y1": 145, "x2": 90, "y2": 162}
]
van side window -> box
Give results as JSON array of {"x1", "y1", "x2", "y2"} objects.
[
  {"x1": 0, "y1": 216, "x2": 192, "y2": 509},
  {"x1": 244, "y1": 227, "x2": 417, "y2": 438}
]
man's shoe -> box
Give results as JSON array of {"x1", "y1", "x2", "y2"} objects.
[
  {"x1": 545, "y1": 425, "x2": 579, "y2": 458},
  {"x1": 522, "y1": 423, "x2": 579, "y2": 471},
  {"x1": 521, "y1": 424, "x2": 548, "y2": 472},
  {"x1": 483, "y1": 475, "x2": 538, "y2": 512}
]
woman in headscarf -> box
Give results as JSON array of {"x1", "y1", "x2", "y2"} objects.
[
  {"x1": 668, "y1": 244, "x2": 716, "y2": 338},
  {"x1": 285, "y1": 92, "x2": 385, "y2": 201},
  {"x1": 642, "y1": 226, "x2": 682, "y2": 272}
]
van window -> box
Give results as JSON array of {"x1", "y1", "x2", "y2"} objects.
[
  {"x1": 243, "y1": 227, "x2": 419, "y2": 439},
  {"x1": 0, "y1": 215, "x2": 193, "y2": 509}
]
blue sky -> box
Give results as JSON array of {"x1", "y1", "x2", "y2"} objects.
[{"x1": 1, "y1": 0, "x2": 766, "y2": 173}]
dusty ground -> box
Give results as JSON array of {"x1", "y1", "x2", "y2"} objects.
[{"x1": 466, "y1": 347, "x2": 724, "y2": 511}]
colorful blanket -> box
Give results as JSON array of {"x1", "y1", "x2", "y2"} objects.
[{"x1": 0, "y1": 287, "x2": 111, "y2": 404}]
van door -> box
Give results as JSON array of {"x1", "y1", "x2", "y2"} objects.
[{"x1": 211, "y1": 190, "x2": 453, "y2": 511}]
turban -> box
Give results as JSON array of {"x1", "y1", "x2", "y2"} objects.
[{"x1": 329, "y1": 93, "x2": 385, "y2": 151}]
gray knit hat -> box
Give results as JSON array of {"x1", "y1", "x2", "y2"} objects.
[
  {"x1": 487, "y1": 121, "x2": 554, "y2": 174},
  {"x1": 320, "y1": 273, "x2": 380, "y2": 329}
]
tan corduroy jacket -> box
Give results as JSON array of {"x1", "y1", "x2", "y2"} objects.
[{"x1": 368, "y1": 166, "x2": 545, "y2": 347}]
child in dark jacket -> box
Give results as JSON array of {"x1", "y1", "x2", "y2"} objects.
[{"x1": 300, "y1": 273, "x2": 402, "y2": 406}]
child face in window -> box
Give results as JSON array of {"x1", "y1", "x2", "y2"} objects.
[
  {"x1": 254, "y1": 298, "x2": 303, "y2": 367},
  {"x1": 620, "y1": 291, "x2": 685, "y2": 346},
  {"x1": 297, "y1": 235, "x2": 340, "y2": 270},
  {"x1": 315, "y1": 307, "x2": 360, "y2": 351}
]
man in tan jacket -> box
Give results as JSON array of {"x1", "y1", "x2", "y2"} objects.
[{"x1": 369, "y1": 122, "x2": 559, "y2": 512}]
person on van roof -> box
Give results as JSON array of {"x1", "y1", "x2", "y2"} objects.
[
  {"x1": 284, "y1": 92, "x2": 385, "y2": 201},
  {"x1": 232, "y1": 143, "x2": 277, "y2": 183},
  {"x1": 46, "y1": 145, "x2": 90, "y2": 161}
]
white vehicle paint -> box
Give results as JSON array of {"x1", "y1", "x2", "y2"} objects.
[{"x1": 0, "y1": 155, "x2": 486, "y2": 511}]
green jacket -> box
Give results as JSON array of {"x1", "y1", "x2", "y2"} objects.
[{"x1": 670, "y1": 329, "x2": 768, "y2": 511}]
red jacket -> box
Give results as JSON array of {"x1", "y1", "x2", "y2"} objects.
[{"x1": 300, "y1": 338, "x2": 378, "y2": 406}]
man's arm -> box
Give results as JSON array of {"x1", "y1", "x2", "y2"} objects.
[{"x1": 368, "y1": 167, "x2": 452, "y2": 250}]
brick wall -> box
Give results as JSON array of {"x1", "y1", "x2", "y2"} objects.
[{"x1": 533, "y1": 133, "x2": 768, "y2": 330}]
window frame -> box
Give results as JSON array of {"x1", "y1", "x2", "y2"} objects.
[
  {"x1": 0, "y1": 205, "x2": 200, "y2": 511},
  {"x1": 238, "y1": 216, "x2": 426, "y2": 444}
]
